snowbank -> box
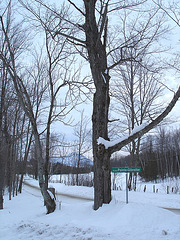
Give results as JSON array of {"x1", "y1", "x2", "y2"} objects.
[
  {"x1": 1, "y1": 175, "x2": 180, "y2": 240},
  {"x1": 1, "y1": 183, "x2": 180, "y2": 240}
]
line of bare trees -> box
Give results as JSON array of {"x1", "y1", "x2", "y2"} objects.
[
  {"x1": 140, "y1": 127, "x2": 180, "y2": 181},
  {"x1": 0, "y1": 1, "x2": 91, "y2": 213},
  {"x1": 0, "y1": 59, "x2": 32, "y2": 208},
  {"x1": 111, "y1": 127, "x2": 180, "y2": 182},
  {"x1": 0, "y1": 0, "x2": 180, "y2": 213}
]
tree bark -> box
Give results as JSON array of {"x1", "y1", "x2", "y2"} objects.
[
  {"x1": 33, "y1": 129, "x2": 56, "y2": 214},
  {"x1": 18, "y1": 131, "x2": 32, "y2": 193},
  {"x1": 0, "y1": 73, "x2": 5, "y2": 209},
  {"x1": 84, "y1": 0, "x2": 111, "y2": 209}
]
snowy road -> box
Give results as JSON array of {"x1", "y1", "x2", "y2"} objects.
[
  {"x1": 161, "y1": 207, "x2": 180, "y2": 215},
  {"x1": 23, "y1": 181, "x2": 93, "y2": 204},
  {"x1": 23, "y1": 180, "x2": 180, "y2": 215}
]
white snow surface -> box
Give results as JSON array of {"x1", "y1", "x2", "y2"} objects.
[
  {"x1": 1, "y1": 176, "x2": 180, "y2": 240},
  {"x1": 97, "y1": 136, "x2": 127, "y2": 149},
  {"x1": 97, "y1": 122, "x2": 149, "y2": 149},
  {"x1": 130, "y1": 122, "x2": 148, "y2": 135}
]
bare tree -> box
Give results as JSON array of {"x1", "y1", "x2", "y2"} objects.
[
  {"x1": 0, "y1": 3, "x2": 57, "y2": 213},
  {"x1": 18, "y1": 1, "x2": 94, "y2": 191},
  {"x1": 0, "y1": 1, "x2": 90, "y2": 213},
  {"x1": 73, "y1": 110, "x2": 91, "y2": 185},
  {"x1": 18, "y1": 118, "x2": 32, "y2": 194},
  {"x1": 140, "y1": 127, "x2": 180, "y2": 180},
  {"x1": 58, "y1": 0, "x2": 180, "y2": 209},
  {"x1": 110, "y1": 19, "x2": 165, "y2": 189},
  {"x1": 0, "y1": 26, "x2": 28, "y2": 206},
  {"x1": 0, "y1": 59, "x2": 7, "y2": 208},
  {"x1": 23, "y1": 0, "x2": 180, "y2": 210},
  {"x1": 6, "y1": 0, "x2": 179, "y2": 211},
  {"x1": 153, "y1": 0, "x2": 180, "y2": 27},
  {"x1": 0, "y1": 52, "x2": 29, "y2": 207}
]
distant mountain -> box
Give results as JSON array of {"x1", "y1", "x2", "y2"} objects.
[{"x1": 50, "y1": 152, "x2": 93, "y2": 168}]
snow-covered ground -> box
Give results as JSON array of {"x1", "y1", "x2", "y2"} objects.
[{"x1": 0, "y1": 176, "x2": 180, "y2": 240}]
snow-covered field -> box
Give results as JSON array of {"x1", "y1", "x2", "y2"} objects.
[{"x1": 0, "y1": 176, "x2": 180, "y2": 240}]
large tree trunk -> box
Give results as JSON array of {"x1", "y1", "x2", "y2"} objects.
[
  {"x1": 84, "y1": 0, "x2": 111, "y2": 210},
  {"x1": 93, "y1": 91, "x2": 111, "y2": 210}
]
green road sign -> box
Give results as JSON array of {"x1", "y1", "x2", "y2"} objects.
[{"x1": 112, "y1": 167, "x2": 141, "y2": 173}]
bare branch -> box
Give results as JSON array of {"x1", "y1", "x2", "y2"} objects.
[
  {"x1": 108, "y1": 86, "x2": 180, "y2": 154},
  {"x1": 152, "y1": 0, "x2": 180, "y2": 27},
  {"x1": 108, "y1": 56, "x2": 135, "y2": 70},
  {"x1": 107, "y1": 0, "x2": 147, "y2": 13},
  {"x1": 54, "y1": 31, "x2": 86, "y2": 45},
  {"x1": 96, "y1": 1, "x2": 109, "y2": 46},
  {"x1": 67, "y1": 0, "x2": 85, "y2": 16}
]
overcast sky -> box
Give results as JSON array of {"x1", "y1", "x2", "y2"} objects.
[{"x1": 2, "y1": 0, "x2": 179, "y2": 155}]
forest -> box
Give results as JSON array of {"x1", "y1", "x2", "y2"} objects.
[{"x1": 111, "y1": 127, "x2": 180, "y2": 182}]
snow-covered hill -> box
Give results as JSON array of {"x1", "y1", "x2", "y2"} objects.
[{"x1": 50, "y1": 152, "x2": 93, "y2": 168}]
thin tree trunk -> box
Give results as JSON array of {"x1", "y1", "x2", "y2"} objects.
[
  {"x1": 18, "y1": 132, "x2": 32, "y2": 193},
  {"x1": 0, "y1": 141, "x2": 5, "y2": 209},
  {"x1": 0, "y1": 69, "x2": 5, "y2": 209},
  {"x1": 34, "y1": 130, "x2": 56, "y2": 214}
]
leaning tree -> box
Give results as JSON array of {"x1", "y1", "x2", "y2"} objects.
[{"x1": 1, "y1": 1, "x2": 79, "y2": 213}]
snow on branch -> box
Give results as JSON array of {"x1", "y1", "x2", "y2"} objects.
[
  {"x1": 97, "y1": 86, "x2": 180, "y2": 154},
  {"x1": 97, "y1": 136, "x2": 127, "y2": 149},
  {"x1": 97, "y1": 123, "x2": 148, "y2": 149},
  {"x1": 130, "y1": 122, "x2": 148, "y2": 135}
]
